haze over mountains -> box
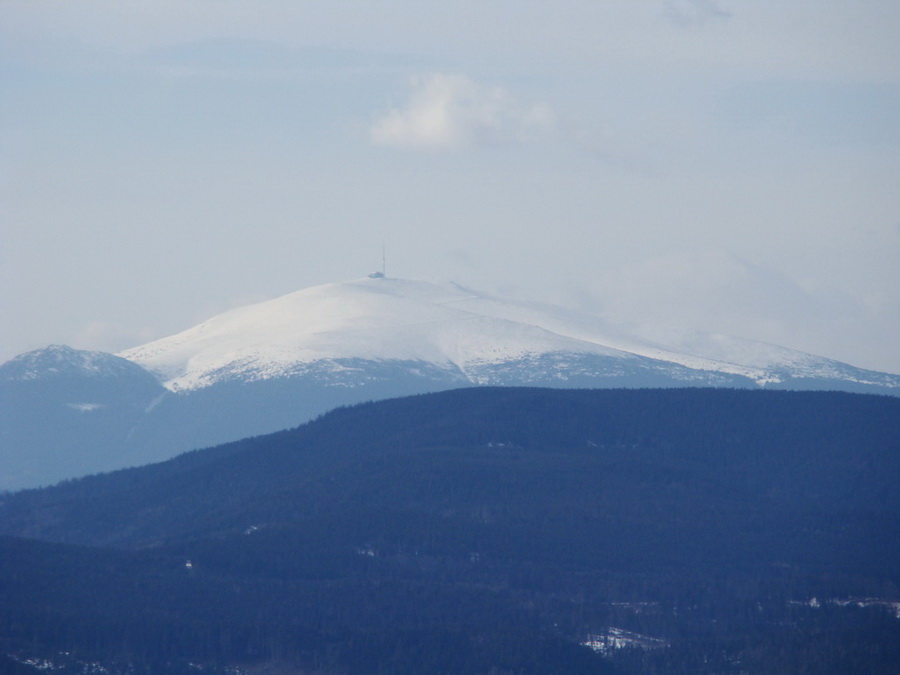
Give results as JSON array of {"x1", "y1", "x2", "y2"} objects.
[{"x1": 2, "y1": 276, "x2": 898, "y2": 491}]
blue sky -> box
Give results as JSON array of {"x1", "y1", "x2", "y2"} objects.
[{"x1": 2, "y1": 1, "x2": 899, "y2": 373}]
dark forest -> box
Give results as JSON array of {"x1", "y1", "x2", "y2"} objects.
[{"x1": 1, "y1": 388, "x2": 898, "y2": 673}]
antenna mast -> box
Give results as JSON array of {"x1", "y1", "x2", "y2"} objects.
[{"x1": 368, "y1": 244, "x2": 387, "y2": 279}]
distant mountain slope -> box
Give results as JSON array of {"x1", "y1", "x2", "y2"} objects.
[
  {"x1": 0, "y1": 345, "x2": 170, "y2": 491},
  {"x1": 1, "y1": 388, "x2": 898, "y2": 674},
  {"x1": 3, "y1": 277, "x2": 899, "y2": 491}
]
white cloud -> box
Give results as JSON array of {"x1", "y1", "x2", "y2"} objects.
[{"x1": 370, "y1": 73, "x2": 556, "y2": 150}]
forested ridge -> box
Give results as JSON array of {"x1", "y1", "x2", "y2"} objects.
[{"x1": 1, "y1": 388, "x2": 898, "y2": 673}]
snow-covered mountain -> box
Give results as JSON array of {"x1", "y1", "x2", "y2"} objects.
[
  {"x1": 121, "y1": 276, "x2": 898, "y2": 393},
  {"x1": 2, "y1": 277, "x2": 898, "y2": 491}
]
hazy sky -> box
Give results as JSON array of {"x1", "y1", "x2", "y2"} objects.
[{"x1": 2, "y1": 1, "x2": 899, "y2": 373}]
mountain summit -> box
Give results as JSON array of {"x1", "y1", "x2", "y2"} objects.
[
  {"x1": 121, "y1": 276, "x2": 898, "y2": 393},
  {"x1": 122, "y1": 277, "x2": 643, "y2": 391}
]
